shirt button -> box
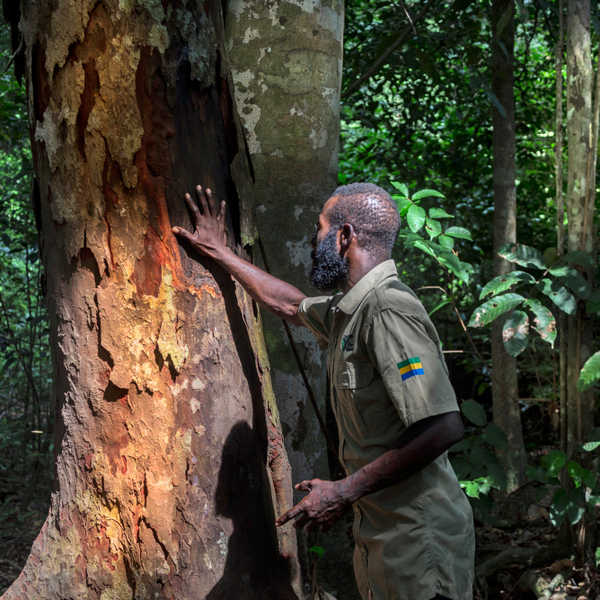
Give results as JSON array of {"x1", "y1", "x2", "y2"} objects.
[
  {"x1": 360, "y1": 547, "x2": 366, "y2": 554},
  {"x1": 354, "y1": 506, "x2": 360, "y2": 513}
]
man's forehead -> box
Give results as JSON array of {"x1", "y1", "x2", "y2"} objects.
[{"x1": 321, "y1": 195, "x2": 340, "y2": 219}]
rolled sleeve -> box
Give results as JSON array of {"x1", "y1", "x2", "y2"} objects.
[
  {"x1": 297, "y1": 295, "x2": 337, "y2": 349},
  {"x1": 364, "y1": 309, "x2": 459, "y2": 427}
]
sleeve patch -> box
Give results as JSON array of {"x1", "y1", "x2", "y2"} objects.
[{"x1": 398, "y1": 356, "x2": 424, "y2": 381}]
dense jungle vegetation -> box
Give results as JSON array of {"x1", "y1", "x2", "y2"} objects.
[{"x1": 1, "y1": 0, "x2": 600, "y2": 597}]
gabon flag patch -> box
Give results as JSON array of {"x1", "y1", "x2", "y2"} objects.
[{"x1": 397, "y1": 357, "x2": 424, "y2": 381}]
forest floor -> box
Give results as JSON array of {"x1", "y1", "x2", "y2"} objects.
[
  {"x1": 1, "y1": 492, "x2": 598, "y2": 599},
  {"x1": 0, "y1": 463, "x2": 599, "y2": 598}
]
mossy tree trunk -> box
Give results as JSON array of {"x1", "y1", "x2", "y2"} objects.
[
  {"x1": 225, "y1": 2, "x2": 352, "y2": 596},
  {"x1": 3, "y1": 1, "x2": 301, "y2": 598}
]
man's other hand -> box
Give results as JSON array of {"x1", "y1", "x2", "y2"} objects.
[
  {"x1": 275, "y1": 478, "x2": 350, "y2": 533},
  {"x1": 172, "y1": 185, "x2": 228, "y2": 258}
]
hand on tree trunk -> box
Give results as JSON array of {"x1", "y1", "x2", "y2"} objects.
[
  {"x1": 172, "y1": 185, "x2": 228, "y2": 258},
  {"x1": 276, "y1": 478, "x2": 351, "y2": 533}
]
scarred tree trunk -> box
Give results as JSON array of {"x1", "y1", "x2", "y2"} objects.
[
  {"x1": 224, "y1": 2, "x2": 351, "y2": 596},
  {"x1": 491, "y1": 0, "x2": 526, "y2": 491},
  {"x1": 566, "y1": 0, "x2": 595, "y2": 454},
  {"x1": 3, "y1": 1, "x2": 301, "y2": 598}
]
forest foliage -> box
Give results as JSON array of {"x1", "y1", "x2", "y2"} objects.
[{"x1": 0, "y1": 0, "x2": 600, "y2": 595}]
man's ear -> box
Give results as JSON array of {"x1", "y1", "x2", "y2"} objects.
[{"x1": 339, "y1": 223, "x2": 355, "y2": 254}]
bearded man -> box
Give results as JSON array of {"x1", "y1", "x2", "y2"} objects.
[{"x1": 172, "y1": 182, "x2": 475, "y2": 600}]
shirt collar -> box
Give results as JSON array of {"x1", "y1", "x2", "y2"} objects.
[{"x1": 336, "y1": 259, "x2": 398, "y2": 315}]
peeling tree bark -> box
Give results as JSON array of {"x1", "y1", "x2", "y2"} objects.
[
  {"x1": 224, "y1": 2, "x2": 351, "y2": 596},
  {"x1": 566, "y1": 0, "x2": 595, "y2": 453},
  {"x1": 3, "y1": 1, "x2": 301, "y2": 598},
  {"x1": 490, "y1": 0, "x2": 526, "y2": 491}
]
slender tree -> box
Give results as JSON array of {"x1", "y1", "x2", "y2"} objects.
[
  {"x1": 565, "y1": 0, "x2": 595, "y2": 453},
  {"x1": 2, "y1": 1, "x2": 301, "y2": 598},
  {"x1": 490, "y1": 0, "x2": 526, "y2": 490}
]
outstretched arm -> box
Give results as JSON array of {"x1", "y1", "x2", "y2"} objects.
[
  {"x1": 173, "y1": 185, "x2": 307, "y2": 326},
  {"x1": 276, "y1": 411, "x2": 464, "y2": 532}
]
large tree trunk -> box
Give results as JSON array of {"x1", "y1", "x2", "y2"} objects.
[
  {"x1": 566, "y1": 0, "x2": 595, "y2": 454},
  {"x1": 224, "y1": 2, "x2": 351, "y2": 596},
  {"x1": 4, "y1": 1, "x2": 301, "y2": 598},
  {"x1": 491, "y1": 0, "x2": 526, "y2": 491}
]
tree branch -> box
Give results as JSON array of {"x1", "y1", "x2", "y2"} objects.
[{"x1": 341, "y1": 0, "x2": 438, "y2": 99}]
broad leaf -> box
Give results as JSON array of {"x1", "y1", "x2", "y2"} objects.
[
  {"x1": 394, "y1": 197, "x2": 412, "y2": 215},
  {"x1": 524, "y1": 298, "x2": 556, "y2": 347},
  {"x1": 437, "y1": 234, "x2": 454, "y2": 250},
  {"x1": 406, "y1": 204, "x2": 426, "y2": 232},
  {"x1": 541, "y1": 450, "x2": 567, "y2": 477},
  {"x1": 412, "y1": 188, "x2": 445, "y2": 200},
  {"x1": 437, "y1": 251, "x2": 473, "y2": 284},
  {"x1": 461, "y1": 399, "x2": 487, "y2": 426},
  {"x1": 425, "y1": 217, "x2": 442, "y2": 240},
  {"x1": 429, "y1": 207, "x2": 454, "y2": 219},
  {"x1": 391, "y1": 181, "x2": 409, "y2": 197},
  {"x1": 479, "y1": 271, "x2": 535, "y2": 299},
  {"x1": 502, "y1": 310, "x2": 529, "y2": 356},
  {"x1": 429, "y1": 298, "x2": 451, "y2": 316},
  {"x1": 563, "y1": 250, "x2": 595, "y2": 269},
  {"x1": 484, "y1": 423, "x2": 508, "y2": 450},
  {"x1": 577, "y1": 351, "x2": 600, "y2": 392},
  {"x1": 449, "y1": 438, "x2": 470, "y2": 453},
  {"x1": 536, "y1": 279, "x2": 577, "y2": 315},
  {"x1": 498, "y1": 243, "x2": 546, "y2": 270},
  {"x1": 468, "y1": 293, "x2": 525, "y2": 328},
  {"x1": 549, "y1": 265, "x2": 591, "y2": 299},
  {"x1": 444, "y1": 226, "x2": 473, "y2": 241},
  {"x1": 567, "y1": 488, "x2": 586, "y2": 525},
  {"x1": 549, "y1": 488, "x2": 568, "y2": 526},
  {"x1": 583, "y1": 441, "x2": 600, "y2": 452}
]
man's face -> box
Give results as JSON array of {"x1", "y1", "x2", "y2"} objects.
[{"x1": 309, "y1": 201, "x2": 349, "y2": 292}]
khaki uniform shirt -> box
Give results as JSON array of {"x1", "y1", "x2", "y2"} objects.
[{"x1": 298, "y1": 260, "x2": 474, "y2": 600}]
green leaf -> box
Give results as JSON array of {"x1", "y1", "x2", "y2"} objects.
[
  {"x1": 429, "y1": 207, "x2": 454, "y2": 219},
  {"x1": 577, "y1": 351, "x2": 600, "y2": 392},
  {"x1": 583, "y1": 441, "x2": 600, "y2": 452},
  {"x1": 495, "y1": 3, "x2": 513, "y2": 38},
  {"x1": 563, "y1": 250, "x2": 595, "y2": 269},
  {"x1": 479, "y1": 271, "x2": 535, "y2": 299},
  {"x1": 549, "y1": 265, "x2": 591, "y2": 299},
  {"x1": 536, "y1": 279, "x2": 577, "y2": 315},
  {"x1": 526, "y1": 465, "x2": 546, "y2": 484},
  {"x1": 412, "y1": 188, "x2": 445, "y2": 200},
  {"x1": 587, "y1": 290, "x2": 600, "y2": 313},
  {"x1": 567, "y1": 488, "x2": 586, "y2": 525},
  {"x1": 437, "y1": 235, "x2": 454, "y2": 250},
  {"x1": 498, "y1": 243, "x2": 546, "y2": 270},
  {"x1": 394, "y1": 197, "x2": 412, "y2": 216},
  {"x1": 524, "y1": 298, "x2": 557, "y2": 347},
  {"x1": 308, "y1": 545, "x2": 324, "y2": 557},
  {"x1": 502, "y1": 310, "x2": 529, "y2": 357},
  {"x1": 567, "y1": 460, "x2": 584, "y2": 482},
  {"x1": 391, "y1": 181, "x2": 409, "y2": 197},
  {"x1": 444, "y1": 226, "x2": 473, "y2": 241},
  {"x1": 549, "y1": 487, "x2": 568, "y2": 526},
  {"x1": 449, "y1": 438, "x2": 470, "y2": 453},
  {"x1": 484, "y1": 423, "x2": 508, "y2": 450},
  {"x1": 468, "y1": 293, "x2": 525, "y2": 328},
  {"x1": 406, "y1": 204, "x2": 426, "y2": 233},
  {"x1": 461, "y1": 399, "x2": 487, "y2": 426},
  {"x1": 515, "y1": 0, "x2": 529, "y2": 23},
  {"x1": 437, "y1": 251, "x2": 473, "y2": 284},
  {"x1": 425, "y1": 217, "x2": 442, "y2": 240},
  {"x1": 429, "y1": 298, "x2": 451, "y2": 316},
  {"x1": 541, "y1": 450, "x2": 567, "y2": 477}
]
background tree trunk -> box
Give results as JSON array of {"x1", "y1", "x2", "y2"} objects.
[
  {"x1": 566, "y1": 0, "x2": 595, "y2": 454},
  {"x1": 491, "y1": 0, "x2": 526, "y2": 491},
  {"x1": 4, "y1": 1, "x2": 301, "y2": 598},
  {"x1": 225, "y1": 2, "x2": 352, "y2": 596}
]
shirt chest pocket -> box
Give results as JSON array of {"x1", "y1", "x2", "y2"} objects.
[{"x1": 332, "y1": 362, "x2": 392, "y2": 437}]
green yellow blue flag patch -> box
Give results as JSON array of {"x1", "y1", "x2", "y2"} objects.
[{"x1": 398, "y1": 357, "x2": 424, "y2": 381}]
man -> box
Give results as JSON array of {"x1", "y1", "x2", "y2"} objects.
[{"x1": 172, "y1": 182, "x2": 475, "y2": 600}]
